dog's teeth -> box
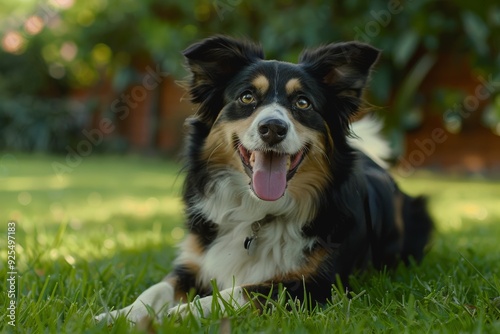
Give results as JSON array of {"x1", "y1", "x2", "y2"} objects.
[
  {"x1": 287, "y1": 156, "x2": 291, "y2": 170},
  {"x1": 250, "y1": 152, "x2": 255, "y2": 167}
]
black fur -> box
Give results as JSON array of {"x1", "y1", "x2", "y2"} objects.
[
  {"x1": 179, "y1": 35, "x2": 433, "y2": 303},
  {"x1": 97, "y1": 37, "x2": 434, "y2": 323},
  {"x1": 182, "y1": 36, "x2": 264, "y2": 125}
]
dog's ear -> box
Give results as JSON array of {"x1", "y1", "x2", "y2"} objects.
[
  {"x1": 299, "y1": 42, "x2": 380, "y2": 98},
  {"x1": 183, "y1": 36, "x2": 264, "y2": 124},
  {"x1": 299, "y1": 42, "x2": 380, "y2": 133}
]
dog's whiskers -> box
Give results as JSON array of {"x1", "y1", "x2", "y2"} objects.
[
  {"x1": 310, "y1": 143, "x2": 331, "y2": 167},
  {"x1": 207, "y1": 142, "x2": 225, "y2": 164}
]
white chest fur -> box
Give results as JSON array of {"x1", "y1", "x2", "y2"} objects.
[{"x1": 178, "y1": 170, "x2": 317, "y2": 289}]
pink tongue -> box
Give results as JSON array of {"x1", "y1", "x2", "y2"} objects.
[{"x1": 252, "y1": 151, "x2": 288, "y2": 201}]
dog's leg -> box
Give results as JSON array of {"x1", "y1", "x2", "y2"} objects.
[
  {"x1": 166, "y1": 279, "x2": 327, "y2": 320},
  {"x1": 95, "y1": 281, "x2": 175, "y2": 324},
  {"x1": 167, "y1": 285, "x2": 248, "y2": 320},
  {"x1": 95, "y1": 263, "x2": 200, "y2": 324}
]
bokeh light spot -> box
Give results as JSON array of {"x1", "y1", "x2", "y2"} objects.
[
  {"x1": 77, "y1": 9, "x2": 95, "y2": 26},
  {"x1": 2, "y1": 31, "x2": 25, "y2": 54},
  {"x1": 18, "y1": 191, "x2": 32, "y2": 206},
  {"x1": 91, "y1": 43, "x2": 112, "y2": 65},
  {"x1": 171, "y1": 227, "x2": 185, "y2": 240},
  {"x1": 48, "y1": 63, "x2": 66, "y2": 79},
  {"x1": 60, "y1": 41, "x2": 78, "y2": 61},
  {"x1": 50, "y1": 0, "x2": 75, "y2": 9},
  {"x1": 24, "y1": 15, "x2": 44, "y2": 35}
]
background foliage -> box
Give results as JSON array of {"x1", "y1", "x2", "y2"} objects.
[{"x1": 0, "y1": 0, "x2": 499, "y2": 152}]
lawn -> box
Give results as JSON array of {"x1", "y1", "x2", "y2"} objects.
[{"x1": 1, "y1": 154, "x2": 499, "y2": 333}]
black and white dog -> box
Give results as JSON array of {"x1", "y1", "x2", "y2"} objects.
[{"x1": 96, "y1": 36, "x2": 432, "y2": 323}]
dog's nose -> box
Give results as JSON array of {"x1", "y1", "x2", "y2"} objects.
[{"x1": 258, "y1": 118, "x2": 288, "y2": 146}]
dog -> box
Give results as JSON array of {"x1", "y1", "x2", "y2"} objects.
[{"x1": 96, "y1": 35, "x2": 433, "y2": 323}]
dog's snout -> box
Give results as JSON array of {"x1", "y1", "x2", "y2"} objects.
[{"x1": 258, "y1": 118, "x2": 288, "y2": 146}]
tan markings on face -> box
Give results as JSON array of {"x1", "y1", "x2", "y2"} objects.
[
  {"x1": 202, "y1": 112, "x2": 259, "y2": 172},
  {"x1": 287, "y1": 150, "x2": 331, "y2": 206},
  {"x1": 287, "y1": 118, "x2": 332, "y2": 204},
  {"x1": 288, "y1": 114, "x2": 321, "y2": 148},
  {"x1": 285, "y1": 78, "x2": 303, "y2": 95},
  {"x1": 202, "y1": 124, "x2": 240, "y2": 170},
  {"x1": 252, "y1": 75, "x2": 270, "y2": 95}
]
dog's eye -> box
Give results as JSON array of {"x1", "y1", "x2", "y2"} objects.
[
  {"x1": 240, "y1": 91, "x2": 255, "y2": 104},
  {"x1": 295, "y1": 97, "x2": 311, "y2": 110}
]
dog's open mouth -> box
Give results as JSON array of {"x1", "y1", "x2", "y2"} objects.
[{"x1": 237, "y1": 143, "x2": 306, "y2": 201}]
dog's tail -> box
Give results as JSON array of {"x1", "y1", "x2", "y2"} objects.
[
  {"x1": 401, "y1": 195, "x2": 434, "y2": 264},
  {"x1": 349, "y1": 116, "x2": 391, "y2": 169}
]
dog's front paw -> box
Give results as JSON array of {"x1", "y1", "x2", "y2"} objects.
[
  {"x1": 95, "y1": 303, "x2": 148, "y2": 324},
  {"x1": 166, "y1": 296, "x2": 211, "y2": 321},
  {"x1": 95, "y1": 281, "x2": 175, "y2": 324},
  {"x1": 166, "y1": 287, "x2": 245, "y2": 321}
]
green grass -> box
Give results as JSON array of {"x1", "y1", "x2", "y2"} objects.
[{"x1": 1, "y1": 154, "x2": 499, "y2": 333}]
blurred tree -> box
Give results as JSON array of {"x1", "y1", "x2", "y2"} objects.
[{"x1": 0, "y1": 0, "x2": 499, "y2": 152}]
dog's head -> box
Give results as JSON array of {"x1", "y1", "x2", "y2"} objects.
[{"x1": 183, "y1": 36, "x2": 379, "y2": 202}]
